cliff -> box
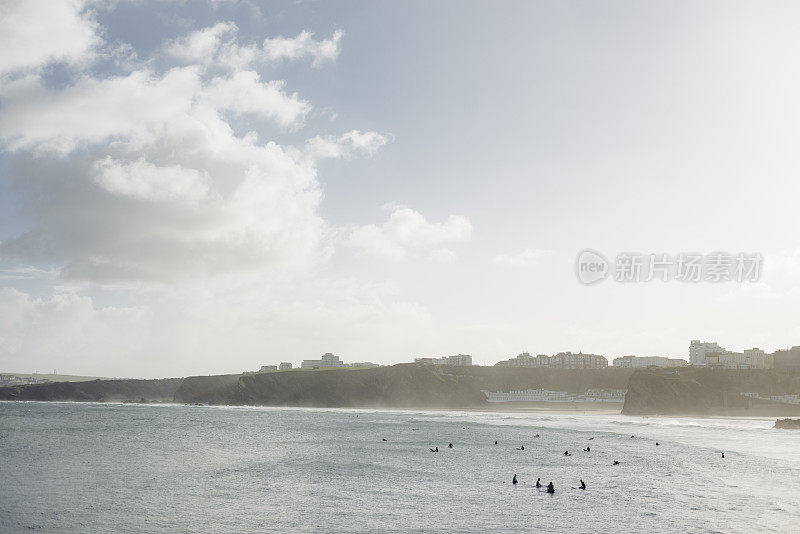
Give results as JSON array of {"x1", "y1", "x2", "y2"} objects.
[
  {"x1": 774, "y1": 418, "x2": 800, "y2": 429},
  {"x1": 622, "y1": 368, "x2": 800, "y2": 415},
  {"x1": 199, "y1": 364, "x2": 635, "y2": 408},
  {"x1": 0, "y1": 365, "x2": 634, "y2": 408},
  {"x1": 0, "y1": 378, "x2": 183, "y2": 403},
  {"x1": 173, "y1": 374, "x2": 243, "y2": 404}
]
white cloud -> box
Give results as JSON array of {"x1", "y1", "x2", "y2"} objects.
[
  {"x1": 201, "y1": 72, "x2": 311, "y2": 126},
  {"x1": 0, "y1": 67, "x2": 310, "y2": 154},
  {"x1": 305, "y1": 130, "x2": 390, "y2": 160},
  {"x1": 0, "y1": 0, "x2": 100, "y2": 76},
  {"x1": 167, "y1": 24, "x2": 343, "y2": 70},
  {"x1": 0, "y1": 287, "x2": 149, "y2": 374},
  {"x1": 167, "y1": 21, "x2": 240, "y2": 65},
  {"x1": 263, "y1": 30, "x2": 344, "y2": 67},
  {"x1": 93, "y1": 156, "x2": 211, "y2": 204},
  {"x1": 0, "y1": 5, "x2": 412, "y2": 376},
  {"x1": 348, "y1": 207, "x2": 472, "y2": 262},
  {"x1": 493, "y1": 248, "x2": 553, "y2": 267}
]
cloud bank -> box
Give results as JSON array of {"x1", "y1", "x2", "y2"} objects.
[{"x1": 0, "y1": 1, "x2": 469, "y2": 376}]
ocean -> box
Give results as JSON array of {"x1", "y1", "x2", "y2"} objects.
[{"x1": 1, "y1": 402, "x2": 798, "y2": 533}]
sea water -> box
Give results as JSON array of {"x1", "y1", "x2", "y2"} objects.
[{"x1": 1, "y1": 402, "x2": 798, "y2": 533}]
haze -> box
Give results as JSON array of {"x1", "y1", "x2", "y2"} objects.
[{"x1": 1, "y1": 0, "x2": 799, "y2": 377}]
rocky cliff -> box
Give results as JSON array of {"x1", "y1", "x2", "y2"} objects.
[
  {"x1": 622, "y1": 368, "x2": 800, "y2": 415},
  {"x1": 210, "y1": 364, "x2": 633, "y2": 408},
  {"x1": 0, "y1": 364, "x2": 634, "y2": 408},
  {"x1": 0, "y1": 378, "x2": 183, "y2": 403}
]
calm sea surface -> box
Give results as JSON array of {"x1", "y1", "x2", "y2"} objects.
[{"x1": 1, "y1": 402, "x2": 798, "y2": 533}]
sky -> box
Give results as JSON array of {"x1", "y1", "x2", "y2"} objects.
[{"x1": 2, "y1": 0, "x2": 800, "y2": 377}]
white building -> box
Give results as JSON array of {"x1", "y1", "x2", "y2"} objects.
[
  {"x1": 612, "y1": 355, "x2": 688, "y2": 368},
  {"x1": 482, "y1": 388, "x2": 626, "y2": 403},
  {"x1": 706, "y1": 348, "x2": 774, "y2": 369},
  {"x1": 301, "y1": 352, "x2": 346, "y2": 369},
  {"x1": 259, "y1": 365, "x2": 278, "y2": 372},
  {"x1": 689, "y1": 340, "x2": 725, "y2": 366},
  {"x1": 279, "y1": 362, "x2": 292, "y2": 370},
  {"x1": 414, "y1": 354, "x2": 473, "y2": 366},
  {"x1": 496, "y1": 352, "x2": 607, "y2": 369}
]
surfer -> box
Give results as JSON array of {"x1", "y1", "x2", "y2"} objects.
[
  {"x1": 535, "y1": 478, "x2": 541, "y2": 488},
  {"x1": 512, "y1": 474, "x2": 518, "y2": 485},
  {"x1": 546, "y1": 482, "x2": 555, "y2": 494},
  {"x1": 579, "y1": 480, "x2": 586, "y2": 490}
]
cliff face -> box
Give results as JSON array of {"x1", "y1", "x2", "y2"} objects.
[
  {"x1": 233, "y1": 364, "x2": 485, "y2": 408},
  {"x1": 0, "y1": 378, "x2": 183, "y2": 403},
  {"x1": 173, "y1": 374, "x2": 243, "y2": 404},
  {"x1": 622, "y1": 369, "x2": 800, "y2": 415},
  {"x1": 227, "y1": 365, "x2": 634, "y2": 408},
  {"x1": 0, "y1": 364, "x2": 633, "y2": 408}
]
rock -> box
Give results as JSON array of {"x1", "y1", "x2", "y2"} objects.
[{"x1": 774, "y1": 418, "x2": 800, "y2": 429}]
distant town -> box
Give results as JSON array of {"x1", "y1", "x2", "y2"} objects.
[
  {"x1": 4, "y1": 341, "x2": 800, "y2": 388},
  {"x1": 247, "y1": 340, "x2": 800, "y2": 374}
]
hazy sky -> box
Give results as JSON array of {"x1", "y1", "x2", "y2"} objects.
[{"x1": 2, "y1": 0, "x2": 800, "y2": 377}]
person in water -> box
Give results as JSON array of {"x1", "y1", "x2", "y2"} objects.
[
  {"x1": 535, "y1": 478, "x2": 541, "y2": 488},
  {"x1": 583, "y1": 446, "x2": 590, "y2": 452},
  {"x1": 448, "y1": 443, "x2": 453, "y2": 448},
  {"x1": 564, "y1": 450, "x2": 571, "y2": 456},
  {"x1": 722, "y1": 452, "x2": 725, "y2": 458},
  {"x1": 517, "y1": 445, "x2": 525, "y2": 450},
  {"x1": 579, "y1": 480, "x2": 586, "y2": 490},
  {"x1": 512, "y1": 474, "x2": 518, "y2": 485},
  {"x1": 430, "y1": 447, "x2": 438, "y2": 452},
  {"x1": 546, "y1": 482, "x2": 555, "y2": 494},
  {"x1": 613, "y1": 460, "x2": 620, "y2": 465},
  {"x1": 494, "y1": 441, "x2": 498, "y2": 445}
]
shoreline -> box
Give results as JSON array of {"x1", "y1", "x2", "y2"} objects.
[{"x1": 2, "y1": 399, "x2": 797, "y2": 421}]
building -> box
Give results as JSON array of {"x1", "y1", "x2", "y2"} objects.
[
  {"x1": 446, "y1": 354, "x2": 472, "y2": 366},
  {"x1": 278, "y1": 362, "x2": 293, "y2": 370},
  {"x1": 773, "y1": 346, "x2": 800, "y2": 369},
  {"x1": 553, "y1": 352, "x2": 608, "y2": 369},
  {"x1": 301, "y1": 352, "x2": 346, "y2": 369},
  {"x1": 612, "y1": 356, "x2": 688, "y2": 368},
  {"x1": 259, "y1": 365, "x2": 277, "y2": 372},
  {"x1": 414, "y1": 354, "x2": 473, "y2": 366},
  {"x1": 349, "y1": 362, "x2": 380, "y2": 368},
  {"x1": 482, "y1": 388, "x2": 626, "y2": 403},
  {"x1": 689, "y1": 340, "x2": 726, "y2": 366},
  {"x1": 495, "y1": 351, "x2": 607, "y2": 369},
  {"x1": 705, "y1": 348, "x2": 773, "y2": 369}
]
